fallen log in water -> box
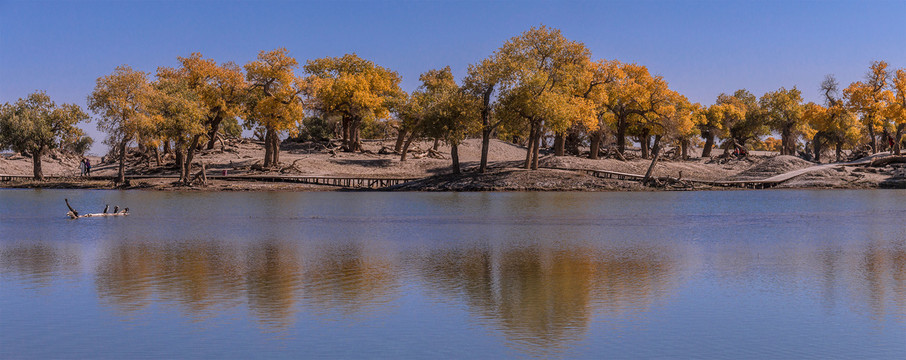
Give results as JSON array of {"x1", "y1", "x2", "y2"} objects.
[{"x1": 65, "y1": 198, "x2": 128, "y2": 219}]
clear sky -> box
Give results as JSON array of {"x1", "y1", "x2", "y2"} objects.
[{"x1": 2, "y1": 0, "x2": 904, "y2": 154}]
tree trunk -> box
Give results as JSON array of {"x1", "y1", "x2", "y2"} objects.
[
  {"x1": 400, "y1": 131, "x2": 418, "y2": 161},
  {"x1": 175, "y1": 147, "x2": 185, "y2": 170},
  {"x1": 701, "y1": 130, "x2": 714, "y2": 158},
  {"x1": 478, "y1": 87, "x2": 494, "y2": 173},
  {"x1": 781, "y1": 125, "x2": 792, "y2": 155},
  {"x1": 163, "y1": 140, "x2": 171, "y2": 155},
  {"x1": 895, "y1": 124, "x2": 904, "y2": 155},
  {"x1": 341, "y1": 117, "x2": 351, "y2": 150},
  {"x1": 553, "y1": 132, "x2": 565, "y2": 156},
  {"x1": 681, "y1": 138, "x2": 689, "y2": 160},
  {"x1": 263, "y1": 127, "x2": 275, "y2": 168},
  {"x1": 182, "y1": 134, "x2": 203, "y2": 184},
  {"x1": 868, "y1": 121, "x2": 877, "y2": 154},
  {"x1": 616, "y1": 117, "x2": 626, "y2": 155},
  {"x1": 480, "y1": 128, "x2": 492, "y2": 173},
  {"x1": 432, "y1": 138, "x2": 440, "y2": 151},
  {"x1": 31, "y1": 146, "x2": 45, "y2": 181},
  {"x1": 642, "y1": 135, "x2": 663, "y2": 184},
  {"x1": 271, "y1": 132, "x2": 281, "y2": 165},
  {"x1": 394, "y1": 128, "x2": 407, "y2": 153},
  {"x1": 117, "y1": 140, "x2": 127, "y2": 184},
  {"x1": 640, "y1": 129, "x2": 650, "y2": 159},
  {"x1": 205, "y1": 115, "x2": 223, "y2": 150},
  {"x1": 813, "y1": 133, "x2": 822, "y2": 163},
  {"x1": 524, "y1": 122, "x2": 537, "y2": 169},
  {"x1": 450, "y1": 142, "x2": 461, "y2": 174},
  {"x1": 589, "y1": 130, "x2": 603, "y2": 160},
  {"x1": 531, "y1": 123, "x2": 543, "y2": 170}
]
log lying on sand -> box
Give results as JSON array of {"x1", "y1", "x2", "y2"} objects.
[{"x1": 65, "y1": 198, "x2": 128, "y2": 219}]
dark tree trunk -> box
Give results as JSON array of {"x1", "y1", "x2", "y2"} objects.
[
  {"x1": 263, "y1": 127, "x2": 275, "y2": 167},
  {"x1": 432, "y1": 138, "x2": 440, "y2": 151},
  {"x1": 642, "y1": 135, "x2": 663, "y2": 184},
  {"x1": 400, "y1": 131, "x2": 417, "y2": 161},
  {"x1": 524, "y1": 122, "x2": 537, "y2": 169},
  {"x1": 813, "y1": 133, "x2": 822, "y2": 163},
  {"x1": 532, "y1": 123, "x2": 544, "y2": 170},
  {"x1": 480, "y1": 128, "x2": 492, "y2": 172},
  {"x1": 701, "y1": 130, "x2": 715, "y2": 158},
  {"x1": 640, "y1": 129, "x2": 651, "y2": 159},
  {"x1": 895, "y1": 124, "x2": 904, "y2": 155},
  {"x1": 271, "y1": 132, "x2": 281, "y2": 165},
  {"x1": 781, "y1": 125, "x2": 792, "y2": 155},
  {"x1": 589, "y1": 130, "x2": 603, "y2": 160},
  {"x1": 681, "y1": 138, "x2": 689, "y2": 160},
  {"x1": 553, "y1": 132, "x2": 565, "y2": 156},
  {"x1": 341, "y1": 117, "x2": 351, "y2": 150},
  {"x1": 182, "y1": 134, "x2": 203, "y2": 184},
  {"x1": 205, "y1": 115, "x2": 223, "y2": 150},
  {"x1": 394, "y1": 128, "x2": 407, "y2": 153},
  {"x1": 450, "y1": 142, "x2": 461, "y2": 174},
  {"x1": 478, "y1": 86, "x2": 494, "y2": 173},
  {"x1": 175, "y1": 147, "x2": 185, "y2": 171},
  {"x1": 163, "y1": 140, "x2": 171, "y2": 155},
  {"x1": 31, "y1": 146, "x2": 45, "y2": 181},
  {"x1": 616, "y1": 117, "x2": 627, "y2": 155},
  {"x1": 117, "y1": 140, "x2": 128, "y2": 184}
]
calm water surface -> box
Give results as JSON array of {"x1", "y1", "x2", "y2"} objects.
[{"x1": 1, "y1": 189, "x2": 905, "y2": 358}]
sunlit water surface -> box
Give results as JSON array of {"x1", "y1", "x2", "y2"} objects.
[{"x1": 1, "y1": 189, "x2": 905, "y2": 359}]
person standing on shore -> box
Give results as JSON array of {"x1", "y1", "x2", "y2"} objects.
[
  {"x1": 79, "y1": 158, "x2": 86, "y2": 177},
  {"x1": 84, "y1": 158, "x2": 91, "y2": 176}
]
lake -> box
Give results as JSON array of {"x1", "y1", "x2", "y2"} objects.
[{"x1": 1, "y1": 189, "x2": 904, "y2": 358}]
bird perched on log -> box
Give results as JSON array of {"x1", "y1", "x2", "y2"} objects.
[
  {"x1": 103, "y1": 205, "x2": 109, "y2": 214},
  {"x1": 113, "y1": 206, "x2": 119, "y2": 213}
]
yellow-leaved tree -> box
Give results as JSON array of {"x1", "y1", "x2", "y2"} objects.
[
  {"x1": 804, "y1": 76, "x2": 861, "y2": 162},
  {"x1": 463, "y1": 54, "x2": 512, "y2": 172},
  {"x1": 88, "y1": 65, "x2": 156, "y2": 183},
  {"x1": 151, "y1": 69, "x2": 206, "y2": 183},
  {"x1": 417, "y1": 67, "x2": 481, "y2": 173},
  {"x1": 887, "y1": 68, "x2": 906, "y2": 154},
  {"x1": 245, "y1": 48, "x2": 306, "y2": 167},
  {"x1": 760, "y1": 87, "x2": 807, "y2": 155},
  {"x1": 304, "y1": 54, "x2": 403, "y2": 152},
  {"x1": 495, "y1": 25, "x2": 596, "y2": 169},
  {"x1": 844, "y1": 61, "x2": 894, "y2": 153}
]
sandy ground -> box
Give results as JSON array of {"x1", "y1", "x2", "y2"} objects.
[{"x1": 2, "y1": 138, "x2": 904, "y2": 190}]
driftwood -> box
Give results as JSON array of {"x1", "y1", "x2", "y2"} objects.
[
  {"x1": 65, "y1": 198, "x2": 128, "y2": 219},
  {"x1": 868, "y1": 156, "x2": 906, "y2": 167}
]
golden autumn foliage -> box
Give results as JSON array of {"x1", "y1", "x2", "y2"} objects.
[
  {"x1": 495, "y1": 25, "x2": 597, "y2": 169},
  {"x1": 245, "y1": 48, "x2": 306, "y2": 167},
  {"x1": 844, "y1": 61, "x2": 895, "y2": 153},
  {"x1": 88, "y1": 65, "x2": 156, "y2": 183},
  {"x1": 760, "y1": 87, "x2": 806, "y2": 155},
  {"x1": 305, "y1": 54, "x2": 403, "y2": 152}
]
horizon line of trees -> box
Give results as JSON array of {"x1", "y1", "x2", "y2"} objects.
[{"x1": 3, "y1": 26, "x2": 905, "y2": 181}]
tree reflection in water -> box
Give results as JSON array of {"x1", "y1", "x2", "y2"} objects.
[{"x1": 413, "y1": 242, "x2": 684, "y2": 354}]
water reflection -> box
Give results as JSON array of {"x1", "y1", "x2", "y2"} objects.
[
  {"x1": 301, "y1": 242, "x2": 400, "y2": 317},
  {"x1": 414, "y1": 243, "x2": 684, "y2": 352},
  {"x1": 2, "y1": 190, "x2": 905, "y2": 357},
  {"x1": 0, "y1": 241, "x2": 81, "y2": 288}
]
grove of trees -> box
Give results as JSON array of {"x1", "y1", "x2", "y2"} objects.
[{"x1": 4, "y1": 26, "x2": 906, "y2": 181}]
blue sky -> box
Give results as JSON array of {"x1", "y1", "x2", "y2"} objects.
[{"x1": 2, "y1": 0, "x2": 904, "y2": 153}]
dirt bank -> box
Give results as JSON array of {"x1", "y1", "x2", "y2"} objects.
[{"x1": 2, "y1": 138, "x2": 905, "y2": 190}]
